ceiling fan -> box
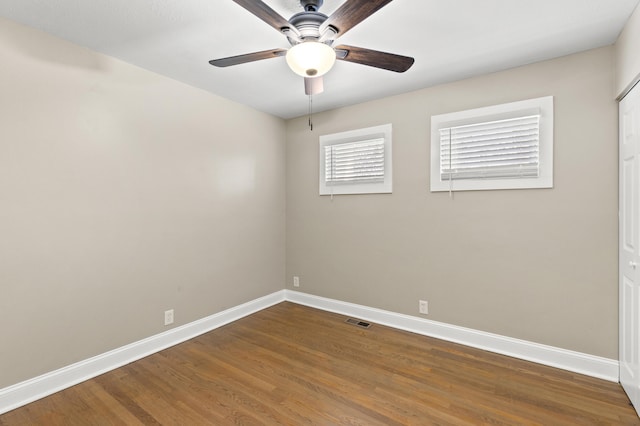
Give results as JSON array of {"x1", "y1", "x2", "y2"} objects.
[{"x1": 209, "y1": 0, "x2": 414, "y2": 95}]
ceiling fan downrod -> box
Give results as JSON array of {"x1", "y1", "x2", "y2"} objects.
[{"x1": 301, "y1": 0, "x2": 323, "y2": 13}]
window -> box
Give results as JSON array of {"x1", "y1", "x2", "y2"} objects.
[
  {"x1": 430, "y1": 96, "x2": 553, "y2": 192},
  {"x1": 319, "y1": 124, "x2": 392, "y2": 195}
]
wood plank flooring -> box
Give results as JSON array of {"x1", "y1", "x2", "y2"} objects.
[{"x1": 1, "y1": 302, "x2": 638, "y2": 425}]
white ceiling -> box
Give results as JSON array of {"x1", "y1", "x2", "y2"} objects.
[{"x1": 1, "y1": 0, "x2": 638, "y2": 119}]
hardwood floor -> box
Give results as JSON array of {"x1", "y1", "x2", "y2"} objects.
[{"x1": 1, "y1": 302, "x2": 638, "y2": 425}]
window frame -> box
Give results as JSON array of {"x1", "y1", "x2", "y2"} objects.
[
  {"x1": 319, "y1": 123, "x2": 393, "y2": 195},
  {"x1": 430, "y1": 96, "x2": 554, "y2": 192}
]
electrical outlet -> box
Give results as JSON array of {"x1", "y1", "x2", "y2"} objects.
[
  {"x1": 293, "y1": 276, "x2": 300, "y2": 287},
  {"x1": 419, "y1": 300, "x2": 428, "y2": 315},
  {"x1": 164, "y1": 309, "x2": 174, "y2": 326}
]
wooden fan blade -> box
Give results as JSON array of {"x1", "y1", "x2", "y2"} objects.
[
  {"x1": 335, "y1": 45, "x2": 414, "y2": 73},
  {"x1": 209, "y1": 48, "x2": 287, "y2": 67},
  {"x1": 233, "y1": 0, "x2": 295, "y2": 34},
  {"x1": 320, "y1": 0, "x2": 394, "y2": 38}
]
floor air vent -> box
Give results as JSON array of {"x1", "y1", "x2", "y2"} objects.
[{"x1": 345, "y1": 318, "x2": 372, "y2": 328}]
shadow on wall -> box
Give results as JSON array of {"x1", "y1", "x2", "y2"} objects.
[{"x1": 0, "y1": 21, "x2": 106, "y2": 72}]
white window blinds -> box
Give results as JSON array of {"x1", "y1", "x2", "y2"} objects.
[
  {"x1": 325, "y1": 138, "x2": 385, "y2": 185},
  {"x1": 439, "y1": 115, "x2": 541, "y2": 181}
]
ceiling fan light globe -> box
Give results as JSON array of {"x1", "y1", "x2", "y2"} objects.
[{"x1": 286, "y1": 42, "x2": 336, "y2": 78}]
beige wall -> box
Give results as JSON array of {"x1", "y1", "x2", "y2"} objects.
[
  {"x1": 616, "y1": 3, "x2": 640, "y2": 98},
  {"x1": 0, "y1": 18, "x2": 286, "y2": 388},
  {"x1": 286, "y1": 47, "x2": 618, "y2": 359}
]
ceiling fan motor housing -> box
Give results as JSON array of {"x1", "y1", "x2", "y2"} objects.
[{"x1": 288, "y1": 11, "x2": 328, "y2": 42}]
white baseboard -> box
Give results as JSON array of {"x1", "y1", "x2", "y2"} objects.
[
  {"x1": 284, "y1": 290, "x2": 619, "y2": 383},
  {"x1": 0, "y1": 291, "x2": 286, "y2": 415},
  {"x1": 0, "y1": 289, "x2": 619, "y2": 415}
]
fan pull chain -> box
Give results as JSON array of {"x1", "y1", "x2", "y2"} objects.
[{"x1": 308, "y1": 95, "x2": 313, "y2": 131}]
